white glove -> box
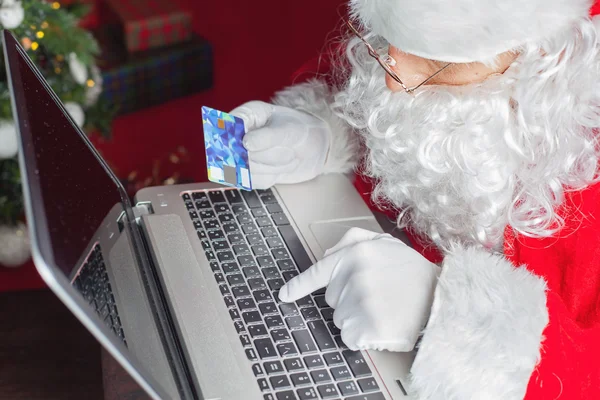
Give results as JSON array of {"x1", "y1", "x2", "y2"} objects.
[
  {"x1": 229, "y1": 101, "x2": 331, "y2": 189},
  {"x1": 279, "y1": 228, "x2": 440, "y2": 352}
]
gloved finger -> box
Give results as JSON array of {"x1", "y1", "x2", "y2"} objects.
[
  {"x1": 323, "y1": 227, "x2": 382, "y2": 258},
  {"x1": 278, "y1": 250, "x2": 345, "y2": 303},
  {"x1": 339, "y1": 318, "x2": 364, "y2": 351},
  {"x1": 250, "y1": 157, "x2": 300, "y2": 175},
  {"x1": 243, "y1": 126, "x2": 299, "y2": 152},
  {"x1": 229, "y1": 101, "x2": 273, "y2": 132}
]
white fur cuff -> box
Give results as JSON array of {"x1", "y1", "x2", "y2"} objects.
[
  {"x1": 272, "y1": 79, "x2": 360, "y2": 175},
  {"x1": 409, "y1": 246, "x2": 549, "y2": 400}
]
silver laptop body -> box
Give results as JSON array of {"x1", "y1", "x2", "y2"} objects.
[{"x1": 4, "y1": 30, "x2": 415, "y2": 400}]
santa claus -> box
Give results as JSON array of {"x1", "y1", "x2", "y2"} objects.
[{"x1": 231, "y1": 0, "x2": 600, "y2": 398}]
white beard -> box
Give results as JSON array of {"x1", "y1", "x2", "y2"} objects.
[{"x1": 332, "y1": 18, "x2": 600, "y2": 251}]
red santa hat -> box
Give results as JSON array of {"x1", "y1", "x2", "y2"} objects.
[{"x1": 350, "y1": 0, "x2": 600, "y2": 63}]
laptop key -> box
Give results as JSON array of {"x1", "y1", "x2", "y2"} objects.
[
  {"x1": 334, "y1": 335, "x2": 348, "y2": 349},
  {"x1": 227, "y1": 274, "x2": 245, "y2": 286},
  {"x1": 358, "y1": 377, "x2": 379, "y2": 392},
  {"x1": 257, "y1": 256, "x2": 276, "y2": 268},
  {"x1": 240, "y1": 334, "x2": 251, "y2": 347},
  {"x1": 210, "y1": 261, "x2": 220, "y2": 272},
  {"x1": 262, "y1": 267, "x2": 280, "y2": 280},
  {"x1": 266, "y1": 203, "x2": 283, "y2": 214},
  {"x1": 218, "y1": 251, "x2": 235, "y2": 262},
  {"x1": 264, "y1": 395, "x2": 275, "y2": 400},
  {"x1": 283, "y1": 271, "x2": 299, "y2": 282},
  {"x1": 313, "y1": 296, "x2": 328, "y2": 309},
  {"x1": 204, "y1": 219, "x2": 219, "y2": 230},
  {"x1": 222, "y1": 262, "x2": 240, "y2": 274},
  {"x1": 337, "y1": 381, "x2": 359, "y2": 396},
  {"x1": 270, "y1": 328, "x2": 291, "y2": 342},
  {"x1": 295, "y1": 296, "x2": 314, "y2": 308},
  {"x1": 261, "y1": 226, "x2": 278, "y2": 237},
  {"x1": 328, "y1": 322, "x2": 341, "y2": 336},
  {"x1": 290, "y1": 372, "x2": 311, "y2": 386},
  {"x1": 256, "y1": 216, "x2": 272, "y2": 227},
  {"x1": 277, "y1": 342, "x2": 298, "y2": 357},
  {"x1": 257, "y1": 377, "x2": 270, "y2": 391},
  {"x1": 223, "y1": 223, "x2": 239, "y2": 233},
  {"x1": 323, "y1": 352, "x2": 344, "y2": 366},
  {"x1": 233, "y1": 244, "x2": 250, "y2": 255},
  {"x1": 241, "y1": 190, "x2": 262, "y2": 208},
  {"x1": 214, "y1": 273, "x2": 225, "y2": 284},
  {"x1": 237, "y1": 298, "x2": 256, "y2": 310},
  {"x1": 301, "y1": 307, "x2": 320, "y2": 320},
  {"x1": 213, "y1": 241, "x2": 229, "y2": 251},
  {"x1": 225, "y1": 190, "x2": 243, "y2": 204},
  {"x1": 272, "y1": 213, "x2": 290, "y2": 226},
  {"x1": 292, "y1": 330, "x2": 318, "y2": 354},
  {"x1": 258, "y1": 302, "x2": 277, "y2": 315},
  {"x1": 243, "y1": 266, "x2": 261, "y2": 278},
  {"x1": 228, "y1": 233, "x2": 245, "y2": 244},
  {"x1": 321, "y1": 308, "x2": 334, "y2": 321},
  {"x1": 229, "y1": 309, "x2": 240, "y2": 320},
  {"x1": 193, "y1": 220, "x2": 203, "y2": 229},
  {"x1": 275, "y1": 390, "x2": 296, "y2": 400},
  {"x1": 208, "y1": 191, "x2": 226, "y2": 204},
  {"x1": 242, "y1": 223, "x2": 258, "y2": 234},
  {"x1": 284, "y1": 358, "x2": 304, "y2": 372},
  {"x1": 208, "y1": 230, "x2": 225, "y2": 240},
  {"x1": 278, "y1": 226, "x2": 313, "y2": 273},
  {"x1": 234, "y1": 321, "x2": 246, "y2": 333},
  {"x1": 268, "y1": 279, "x2": 285, "y2": 291},
  {"x1": 214, "y1": 202, "x2": 230, "y2": 213},
  {"x1": 247, "y1": 233, "x2": 263, "y2": 245},
  {"x1": 331, "y1": 366, "x2": 351, "y2": 381},
  {"x1": 311, "y1": 369, "x2": 331, "y2": 384},
  {"x1": 231, "y1": 204, "x2": 247, "y2": 214},
  {"x1": 248, "y1": 278, "x2": 267, "y2": 290},
  {"x1": 267, "y1": 237, "x2": 284, "y2": 248},
  {"x1": 252, "y1": 363, "x2": 264, "y2": 376},
  {"x1": 195, "y1": 199, "x2": 211, "y2": 209},
  {"x1": 232, "y1": 285, "x2": 251, "y2": 298},
  {"x1": 243, "y1": 311, "x2": 262, "y2": 324},
  {"x1": 264, "y1": 360, "x2": 284, "y2": 374},
  {"x1": 219, "y1": 214, "x2": 236, "y2": 225},
  {"x1": 182, "y1": 193, "x2": 191, "y2": 201},
  {"x1": 342, "y1": 350, "x2": 372, "y2": 377},
  {"x1": 308, "y1": 321, "x2": 336, "y2": 351},
  {"x1": 200, "y1": 210, "x2": 216, "y2": 219},
  {"x1": 316, "y1": 384, "x2": 338, "y2": 399},
  {"x1": 249, "y1": 324, "x2": 269, "y2": 337},
  {"x1": 201, "y1": 240, "x2": 211, "y2": 250},
  {"x1": 272, "y1": 248, "x2": 290, "y2": 260},
  {"x1": 252, "y1": 208, "x2": 268, "y2": 217},
  {"x1": 223, "y1": 296, "x2": 235, "y2": 307},
  {"x1": 205, "y1": 250, "x2": 216, "y2": 261},
  {"x1": 252, "y1": 244, "x2": 270, "y2": 256},
  {"x1": 285, "y1": 316, "x2": 305, "y2": 329},
  {"x1": 261, "y1": 194, "x2": 278, "y2": 204},
  {"x1": 297, "y1": 387, "x2": 318, "y2": 400},
  {"x1": 253, "y1": 290, "x2": 273, "y2": 303},
  {"x1": 255, "y1": 338, "x2": 278, "y2": 359},
  {"x1": 280, "y1": 303, "x2": 299, "y2": 317},
  {"x1": 197, "y1": 230, "x2": 207, "y2": 239},
  {"x1": 265, "y1": 315, "x2": 284, "y2": 328},
  {"x1": 270, "y1": 375, "x2": 291, "y2": 390}
]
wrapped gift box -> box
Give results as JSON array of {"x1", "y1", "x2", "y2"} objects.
[
  {"x1": 94, "y1": 26, "x2": 213, "y2": 115},
  {"x1": 104, "y1": 0, "x2": 193, "y2": 53}
]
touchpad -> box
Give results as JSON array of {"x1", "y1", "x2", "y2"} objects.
[{"x1": 309, "y1": 218, "x2": 383, "y2": 257}]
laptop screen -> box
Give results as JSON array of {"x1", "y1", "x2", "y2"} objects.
[
  {"x1": 6, "y1": 41, "x2": 123, "y2": 275},
  {"x1": 5, "y1": 32, "x2": 182, "y2": 399}
]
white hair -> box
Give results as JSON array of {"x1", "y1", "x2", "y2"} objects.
[{"x1": 331, "y1": 17, "x2": 600, "y2": 251}]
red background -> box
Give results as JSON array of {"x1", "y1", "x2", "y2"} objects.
[{"x1": 0, "y1": 0, "x2": 347, "y2": 291}]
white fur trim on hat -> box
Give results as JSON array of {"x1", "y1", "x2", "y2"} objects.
[
  {"x1": 350, "y1": 0, "x2": 594, "y2": 63},
  {"x1": 409, "y1": 245, "x2": 549, "y2": 399},
  {"x1": 272, "y1": 79, "x2": 361, "y2": 174}
]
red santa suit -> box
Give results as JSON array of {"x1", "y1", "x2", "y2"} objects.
[{"x1": 265, "y1": 1, "x2": 600, "y2": 398}]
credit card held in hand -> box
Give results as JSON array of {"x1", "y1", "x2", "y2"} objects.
[{"x1": 202, "y1": 106, "x2": 252, "y2": 191}]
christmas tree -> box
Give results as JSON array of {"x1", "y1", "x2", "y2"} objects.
[{"x1": 0, "y1": 0, "x2": 113, "y2": 267}]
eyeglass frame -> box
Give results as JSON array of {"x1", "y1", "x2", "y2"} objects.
[{"x1": 345, "y1": 19, "x2": 452, "y2": 94}]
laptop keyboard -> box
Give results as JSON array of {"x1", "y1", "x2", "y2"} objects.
[
  {"x1": 182, "y1": 189, "x2": 385, "y2": 400},
  {"x1": 72, "y1": 244, "x2": 127, "y2": 346}
]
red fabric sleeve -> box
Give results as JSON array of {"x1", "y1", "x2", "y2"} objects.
[{"x1": 505, "y1": 183, "x2": 600, "y2": 399}]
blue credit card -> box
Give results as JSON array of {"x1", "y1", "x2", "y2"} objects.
[{"x1": 202, "y1": 106, "x2": 252, "y2": 191}]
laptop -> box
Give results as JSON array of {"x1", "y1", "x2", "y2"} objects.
[{"x1": 3, "y1": 30, "x2": 416, "y2": 400}]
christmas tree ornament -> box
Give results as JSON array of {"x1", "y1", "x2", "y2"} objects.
[
  {"x1": 68, "y1": 52, "x2": 88, "y2": 85},
  {"x1": 64, "y1": 102, "x2": 85, "y2": 127},
  {"x1": 0, "y1": 0, "x2": 23, "y2": 29},
  {"x1": 0, "y1": 120, "x2": 17, "y2": 159},
  {"x1": 84, "y1": 65, "x2": 102, "y2": 106},
  {"x1": 0, "y1": 222, "x2": 30, "y2": 268}
]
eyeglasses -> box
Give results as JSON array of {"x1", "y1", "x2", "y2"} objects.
[{"x1": 345, "y1": 19, "x2": 452, "y2": 94}]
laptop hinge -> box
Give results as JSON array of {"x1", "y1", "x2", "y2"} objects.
[{"x1": 133, "y1": 202, "x2": 154, "y2": 223}]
